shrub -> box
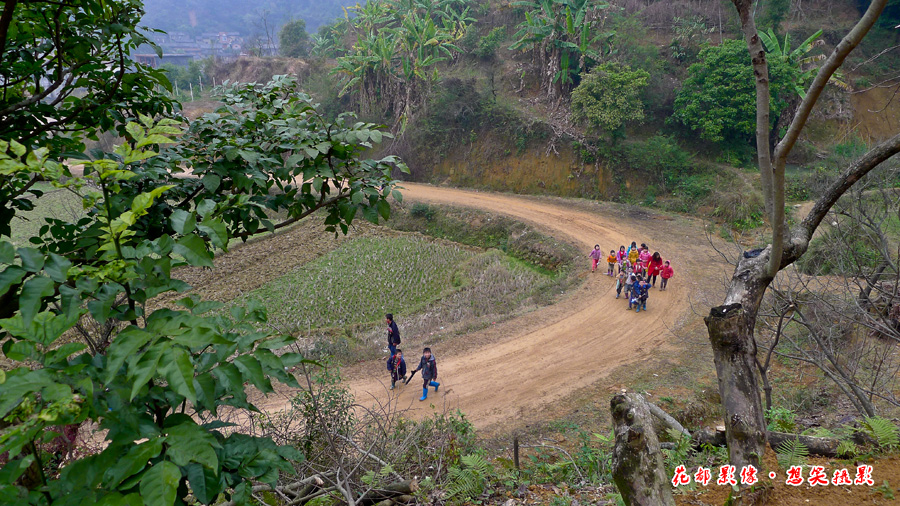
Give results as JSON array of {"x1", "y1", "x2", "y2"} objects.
[
  {"x1": 474, "y1": 27, "x2": 506, "y2": 60},
  {"x1": 671, "y1": 39, "x2": 799, "y2": 144},
  {"x1": 571, "y1": 62, "x2": 650, "y2": 138}
]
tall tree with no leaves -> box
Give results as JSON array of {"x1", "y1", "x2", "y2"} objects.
[{"x1": 704, "y1": 0, "x2": 900, "y2": 499}]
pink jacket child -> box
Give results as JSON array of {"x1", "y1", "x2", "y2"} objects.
[
  {"x1": 589, "y1": 245, "x2": 603, "y2": 272},
  {"x1": 638, "y1": 248, "x2": 651, "y2": 266},
  {"x1": 660, "y1": 261, "x2": 674, "y2": 291}
]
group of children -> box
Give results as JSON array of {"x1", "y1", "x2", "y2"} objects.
[
  {"x1": 589, "y1": 242, "x2": 674, "y2": 313},
  {"x1": 385, "y1": 314, "x2": 440, "y2": 401}
]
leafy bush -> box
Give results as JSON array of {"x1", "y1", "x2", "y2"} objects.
[
  {"x1": 571, "y1": 62, "x2": 650, "y2": 138},
  {"x1": 475, "y1": 27, "x2": 507, "y2": 60},
  {"x1": 766, "y1": 406, "x2": 798, "y2": 433},
  {"x1": 796, "y1": 225, "x2": 883, "y2": 275},
  {"x1": 671, "y1": 38, "x2": 799, "y2": 144}
]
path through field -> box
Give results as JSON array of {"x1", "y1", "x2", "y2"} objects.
[{"x1": 257, "y1": 184, "x2": 726, "y2": 433}]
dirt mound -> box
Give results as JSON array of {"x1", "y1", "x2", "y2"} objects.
[{"x1": 209, "y1": 56, "x2": 313, "y2": 85}]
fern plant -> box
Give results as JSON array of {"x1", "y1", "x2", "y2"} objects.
[
  {"x1": 446, "y1": 453, "x2": 494, "y2": 502},
  {"x1": 861, "y1": 416, "x2": 900, "y2": 451},
  {"x1": 775, "y1": 437, "x2": 809, "y2": 470},
  {"x1": 836, "y1": 440, "x2": 858, "y2": 458},
  {"x1": 662, "y1": 428, "x2": 694, "y2": 476}
]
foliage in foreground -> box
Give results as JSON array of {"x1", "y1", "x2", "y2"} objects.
[{"x1": 0, "y1": 74, "x2": 405, "y2": 504}]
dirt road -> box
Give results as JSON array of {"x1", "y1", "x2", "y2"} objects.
[{"x1": 256, "y1": 183, "x2": 726, "y2": 432}]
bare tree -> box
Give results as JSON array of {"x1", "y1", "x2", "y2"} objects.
[{"x1": 702, "y1": 0, "x2": 900, "y2": 497}]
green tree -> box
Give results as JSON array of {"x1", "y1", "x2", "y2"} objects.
[
  {"x1": 0, "y1": 0, "x2": 174, "y2": 236},
  {"x1": 279, "y1": 18, "x2": 311, "y2": 57},
  {"x1": 671, "y1": 39, "x2": 799, "y2": 144},
  {"x1": 571, "y1": 62, "x2": 649, "y2": 138},
  {"x1": 0, "y1": 72, "x2": 405, "y2": 504}
]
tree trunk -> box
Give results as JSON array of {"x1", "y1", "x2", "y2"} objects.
[
  {"x1": 767, "y1": 431, "x2": 842, "y2": 458},
  {"x1": 705, "y1": 303, "x2": 768, "y2": 472},
  {"x1": 610, "y1": 393, "x2": 675, "y2": 506}
]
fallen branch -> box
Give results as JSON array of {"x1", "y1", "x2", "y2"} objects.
[
  {"x1": 357, "y1": 480, "x2": 417, "y2": 506},
  {"x1": 767, "y1": 431, "x2": 842, "y2": 458},
  {"x1": 647, "y1": 402, "x2": 690, "y2": 437}
]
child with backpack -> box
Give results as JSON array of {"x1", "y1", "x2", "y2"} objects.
[
  {"x1": 589, "y1": 245, "x2": 603, "y2": 273},
  {"x1": 387, "y1": 349, "x2": 407, "y2": 390},
  {"x1": 413, "y1": 347, "x2": 440, "y2": 401},
  {"x1": 636, "y1": 277, "x2": 651, "y2": 312},
  {"x1": 606, "y1": 250, "x2": 617, "y2": 276},
  {"x1": 615, "y1": 269, "x2": 627, "y2": 299},
  {"x1": 660, "y1": 261, "x2": 674, "y2": 291},
  {"x1": 624, "y1": 273, "x2": 636, "y2": 303}
]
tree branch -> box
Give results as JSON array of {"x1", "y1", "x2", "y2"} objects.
[
  {"x1": 0, "y1": 0, "x2": 18, "y2": 66},
  {"x1": 233, "y1": 194, "x2": 351, "y2": 239},
  {"x1": 792, "y1": 131, "x2": 900, "y2": 257}
]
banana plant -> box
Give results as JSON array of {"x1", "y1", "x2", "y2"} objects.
[
  {"x1": 758, "y1": 28, "x2": 849, "y2": 97},
  {"x1": 510, "y1": 0, "x2": 612, "y2": 97}
]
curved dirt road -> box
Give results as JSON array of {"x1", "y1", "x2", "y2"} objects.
[{"x1": 258, "y1": 183, "x2": 724, "y2": 432}]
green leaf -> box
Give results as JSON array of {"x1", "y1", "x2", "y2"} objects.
[
  {"x1": 165, "y1": 422, "x2": 220, "y2": 469},
  {"x1": 129, "y1": 342, "x2": 167, "y2": 400},
  {"x1": 376, "y1": 199, "x2": 391, "y2": 220},
  {"x1": 139, "y1": 461, "x2": 180, "y2": 506},
  {"x1": 104, "y1": 438, "x2": 164, "y2": 488},
  {"x1": 0, "y1": 265, "x2": 26, "y2": 297},
  {"x1": 18, "y1": 275, "x2": 55, "y2": 325},
  {"x1": 201, "y1": 175, "x2": 221, "y2": 192},
  {"x1": 170, "y1": 210, "x2": 196, "y2": 235},
  {"x1": 197, "y1": 219, "x2": 228, "y2": 249},
  {"x1": 159, "y1": 347, "x2": 197, "y2": 403},
  {"x1": 105, "y1": 327, "x2": 153, "y2": 385},
  {"x1": 234, "y1": 355, "x2": 271, "y2": 392},
  {"x1": 174, "y1": 235, "x2": 214, "y2": 268},
  {"x1": 17, "y1": 247, "x2": 45, "y2": 272},
  {"x1": 43, "y1": 253, "x2": 72, "y2": 283},
  {"x1": 185, "y1": 463, "x2": 224, "y2": 504},
  {"x1": 0, "y1": 241, "x2": 14, "y2": 264}
]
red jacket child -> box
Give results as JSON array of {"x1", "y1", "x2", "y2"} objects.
[{"x1": 660, "y1": 261, "x2": 674, "y2": 291}]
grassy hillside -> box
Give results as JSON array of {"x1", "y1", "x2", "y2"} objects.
[{"x1": 191, "y1": 0, "x2": 899, "y2": 232}]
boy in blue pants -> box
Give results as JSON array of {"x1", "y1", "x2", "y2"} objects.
[{"x1": 413, "y1": 347, "x2": 439, "y2": 401}]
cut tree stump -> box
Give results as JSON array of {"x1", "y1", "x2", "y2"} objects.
[{"x1": 610, "y1": 392, "x2": 675, "y2": 506}]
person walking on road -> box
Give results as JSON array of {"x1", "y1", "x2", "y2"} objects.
[
  {"x1": 589, "y1": 245, "x2": 603, "y2": 273},
  {"x1": 413, "y1": 347, "x2": 440, "y2": 401},
  {"x1": 386, "y1": 313, "x2": 401, "y2": 355}
]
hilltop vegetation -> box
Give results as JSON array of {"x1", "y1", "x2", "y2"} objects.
[{"x1": 226, "y1": 0, "x2": 898, "y2": 228}]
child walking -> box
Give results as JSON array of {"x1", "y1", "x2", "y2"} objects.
[
  {"x1": 387, "y1": 349, "x2": 407, "y2": 390},
  {"x1": 615, "y1": 269, "x2": 626, "y2": 298},
  {"x1": 385, "y1": 313, "x2": 401, "y2": 356},
  {"x1": 636, "y1": 277, "x2": 650, "y2": 312},
  {"x1": 413, "y1": 347, "x2": 439, "y2": 401},
  {"x1": 629, "y1": 275, "x2": 642, "y2": 310},
  {"x1": 624, "y1": 273, "x2": 636, "y2": 303},
  {"x1": 660, "y1": 261, "x2": 674, "y2": 291},
  {"x1": 606, "y1": 250, "x2": 617, "y2": 276},
  {"x1": 627, "y1": 245, "x2": 639, "y2": 267},
  {"x1": 589, "y1": 245, "x2": 603, "y2": 273},
  {"x1": 616, "y1": 245, "x2": 627, "y2": 268}
]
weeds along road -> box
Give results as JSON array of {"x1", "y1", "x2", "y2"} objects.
[{"x1": 256, "y1": 183, "x2": 727, "y2": 433}]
